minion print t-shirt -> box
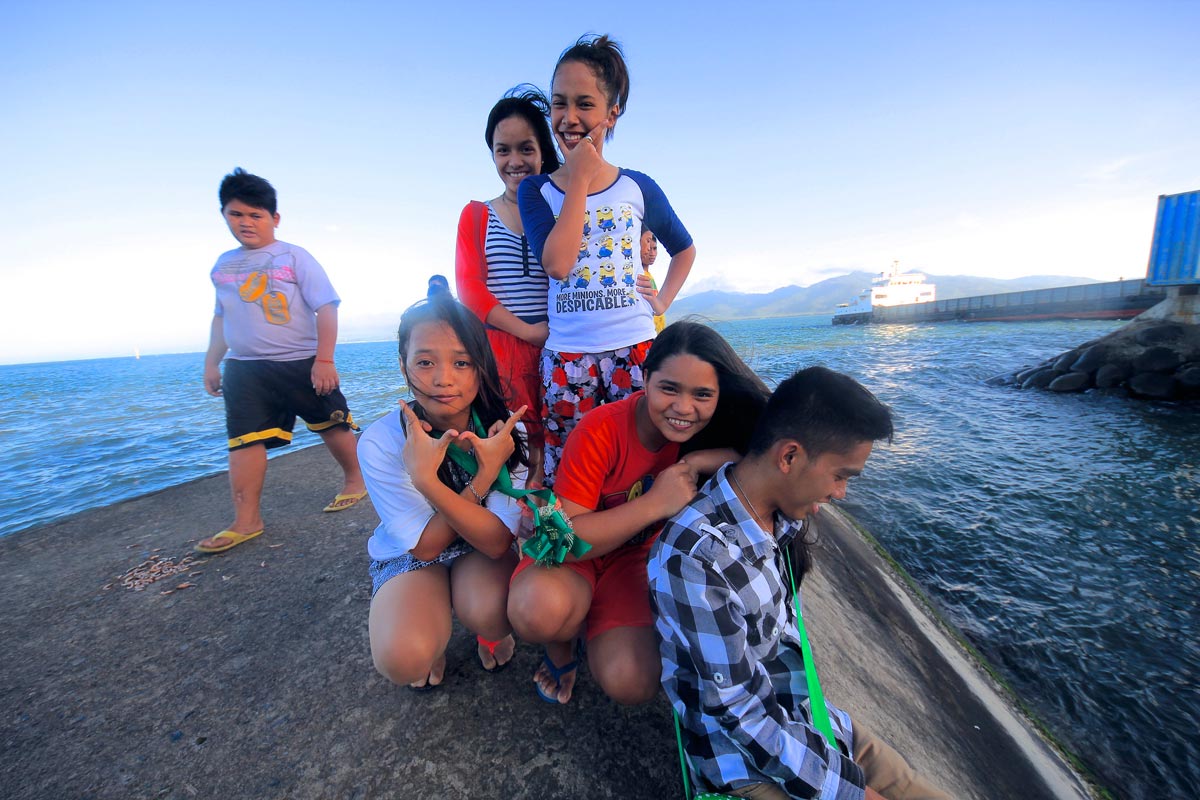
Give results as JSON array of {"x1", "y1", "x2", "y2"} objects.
[{"x1": 519, "y1": 169, "x2": 692, "y2": 353}]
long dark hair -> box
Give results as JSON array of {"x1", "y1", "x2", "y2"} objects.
[
  {"x1": 485, "y1": 85, "x2": 560, "y2": 176},
  {"x1": 642, "y1": 321, "x2": 771, "y2": 456},
  {"x1": 396, "y1": 293, "x2": 529, "y2": 482}
]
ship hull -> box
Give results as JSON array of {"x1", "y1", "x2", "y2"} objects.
[{"x1": 834, "y1": 279, "x2": 1164, "y2": 325}]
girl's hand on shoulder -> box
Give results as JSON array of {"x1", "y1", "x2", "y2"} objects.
[
  {"x1": 681, "y1": 448, "x2": 740, "y2": 477},
  {"x1": 399, "y1": 401, "x2": 456, "y2": 490},
  {"x1": 645, "y1": 460, "x2": 700, "y2": 519},
  {"x1": 459, "y1": 405, "x2": 527, "y2": 476}
]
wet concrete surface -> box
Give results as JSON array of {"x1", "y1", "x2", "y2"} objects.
[{"x1": 0, "y1": 445, "x2": 1096, "y2": 799}]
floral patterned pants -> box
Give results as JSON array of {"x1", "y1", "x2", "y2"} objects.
[{"x1": 541, "y1": 339, "x2": 653, "y2": 484}]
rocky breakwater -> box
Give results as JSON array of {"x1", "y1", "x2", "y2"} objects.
[{"x1": 991, "y1": 319, "x2": 1200, "y2": 400}]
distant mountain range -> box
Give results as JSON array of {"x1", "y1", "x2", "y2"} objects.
[
  {"x1": 667, "y1": 272, "x2": 1101, "y2": 321},
  {"x1": 338, "y1": 272, "x2": 1106, "y2": 342}
]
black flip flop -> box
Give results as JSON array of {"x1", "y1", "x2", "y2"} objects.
[{"x1": 407, "y1": 680, "x2": 442, "y2": 693}]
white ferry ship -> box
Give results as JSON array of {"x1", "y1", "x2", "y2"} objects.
[{"x1": 833, "y1": 261, "x2": 936, "y2": 324}]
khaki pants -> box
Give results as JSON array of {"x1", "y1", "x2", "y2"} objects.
[{"x1": 727, "y1": 723, "x2": 951, "y2": 800}]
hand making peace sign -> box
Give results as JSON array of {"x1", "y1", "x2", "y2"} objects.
[
  {"x1": 399, "y1": 400, "x2": 527, "y2": 493},
  {"x1": 399, "y1": 400, "x2": 458, "y2": 491},
  {"x1": 458, "y1": 404, "x2": 527, "y2": 482}
]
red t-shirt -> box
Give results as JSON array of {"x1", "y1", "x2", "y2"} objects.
[{"x1": 555, "y1": 392, "x2": 680, "y2": 543}]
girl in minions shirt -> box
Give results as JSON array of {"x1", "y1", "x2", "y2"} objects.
[{"x1": 519, "y1": 34, "x2": 696, "y2": 484}]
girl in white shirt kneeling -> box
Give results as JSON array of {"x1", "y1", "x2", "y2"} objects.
[{"x1": 360, "y1": 293, "x2": 529, "y2": 689}]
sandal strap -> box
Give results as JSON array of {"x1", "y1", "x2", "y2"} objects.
[{"x1": 541, "y1": 651, "x2": 578, "y2": 680}]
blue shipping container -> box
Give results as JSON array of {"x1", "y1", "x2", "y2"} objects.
[{"x1": 1146, "y1": 190, "x2": 1200, "y2": 286}]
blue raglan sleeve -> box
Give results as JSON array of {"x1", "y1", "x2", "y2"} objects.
[
  {"x1": 517, "y1": 175, "x2": 556, "y2": 265},
  {"x1": 625, "y1": 170, "x2": 693, "y2": 257}
]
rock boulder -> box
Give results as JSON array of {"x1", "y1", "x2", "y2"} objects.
[{"x1": 994, "y1": 319, "x2": 1200, "y2": 402}]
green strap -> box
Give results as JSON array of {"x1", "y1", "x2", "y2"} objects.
[
  {"x1": 673, "y1": 710, "x2": 693, "y2": 799},
  {"x1": 438, "y1": 409, "x2": 590, "y2": 565},
  {"x1": 670, "y1": 547, "x2": 841, "y2": 800},
  {"x1": 786, "y1": 554, "x2": 838, "y2": 749},
  {"x1": 674, "y1": 710, "x2": 738, "y2": 799}
]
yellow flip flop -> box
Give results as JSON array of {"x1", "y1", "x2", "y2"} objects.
[
  {"x1": 323, "y1": 491, "x2": 367, "y2": 513},
  {"x1": 194, "y1": 528, "x2": 264, "y2": 554}
]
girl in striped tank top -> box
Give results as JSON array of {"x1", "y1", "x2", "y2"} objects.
[{"x1": 456, "y1": 86, "x2": 561, "y2": 487}]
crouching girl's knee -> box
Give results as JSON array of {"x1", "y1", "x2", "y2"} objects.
[
  {"x1": 371, "y1": 636, "x2": 439, "y2": 686},
  {"x1": 593, "y1": 659, "x2": 660, "y2": 706},
  {"x1": 508, "y1": 584, "x2": 577, "y2": 643}
]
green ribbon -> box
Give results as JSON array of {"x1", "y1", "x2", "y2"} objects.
[
  {"x1": 438, "y1": 409, "x2": 590, "y2": 566},
  {"x1": 786, "y1": 553, "x2": 838, "y2": 750},
  {"x1": 669, "y1": 546, "x2": 839, "y2": 800}
]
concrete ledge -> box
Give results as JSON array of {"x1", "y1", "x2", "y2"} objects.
[
  {"x1": 1138, "y1": 289, "x2": 1200, "y2": 325},
  {"x1": 0, "y1": 445, "x2": 1095, "y2": 799},
  {"x1": 803, "y1": 511, "x2": 1095, "y2": 800}
]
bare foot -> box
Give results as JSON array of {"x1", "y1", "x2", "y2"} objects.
[
  {"x1": 409, "y1": 654, "x2": 446, "y2": 690},
  {"x1": 478, "y1": 634, "x2": 516, "y2": 671},
  {"x1": 533, "y1": 640, "x2": 578, "y2": 704}
]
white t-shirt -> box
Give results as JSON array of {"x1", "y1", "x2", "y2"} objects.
[{"x1": 359, "y1": 408, "x2": 527, "y2": 561}]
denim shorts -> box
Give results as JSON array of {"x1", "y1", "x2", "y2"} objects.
[{"x1": 369, "y1": 539, "x2": 474, "y2": 597}]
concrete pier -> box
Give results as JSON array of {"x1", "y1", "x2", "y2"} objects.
[{"x1": 0, "y1": 445, "x2": 1097, "y2": 799}]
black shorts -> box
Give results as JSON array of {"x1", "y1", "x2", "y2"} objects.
[{"x1": 222, "y1": 357, "x2": 357, "y2": 451}]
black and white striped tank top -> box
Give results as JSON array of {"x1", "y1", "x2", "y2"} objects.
[{"x1": 485, "y1": 203, "x2": 549, "y2": 324}]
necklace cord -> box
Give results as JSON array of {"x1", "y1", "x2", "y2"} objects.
[{"x1": 731, "y1": 466, "x2": 838, "y2": 750}]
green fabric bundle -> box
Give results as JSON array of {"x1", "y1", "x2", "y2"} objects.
[{"x1": 442, "y1": 410, "x2": 591, "y2": 566}]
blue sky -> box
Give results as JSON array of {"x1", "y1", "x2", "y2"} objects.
[{"x1": 2, "y1": 0, "x2": 1197, "y2": 364}]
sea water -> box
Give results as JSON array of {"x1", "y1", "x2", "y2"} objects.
[{"x1": 2, "y1": 317, "x2": 1196, "y2": 799}]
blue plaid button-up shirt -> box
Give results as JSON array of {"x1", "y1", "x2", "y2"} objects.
[{"x1": 648, "y1": 464, "x2": 866, "y2": 799}]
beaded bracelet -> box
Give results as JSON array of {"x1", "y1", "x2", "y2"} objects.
[{"x1": 467, "y1": 481, "x2": 489, "y2": 505}]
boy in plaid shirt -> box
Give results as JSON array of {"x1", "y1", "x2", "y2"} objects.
[{"x1": 649, "y1": 367, "x2": 949, "y2": 800}]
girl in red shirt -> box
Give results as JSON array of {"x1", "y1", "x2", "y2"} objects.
[{"x1": 507, "y1": 321, "x2": 770, "y2": 705}]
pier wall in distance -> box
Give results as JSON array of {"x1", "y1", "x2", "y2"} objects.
[{"x1": 836, "y1": 279, "x2": 1165, "y2": 325}]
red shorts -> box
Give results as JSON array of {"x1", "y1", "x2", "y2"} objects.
[
  {"x1": 488, "y1": 328, "x2": 544, "y2": 448},
  {"x1": 511, "y1": 538, "x2": 655, "y2": 640}
]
